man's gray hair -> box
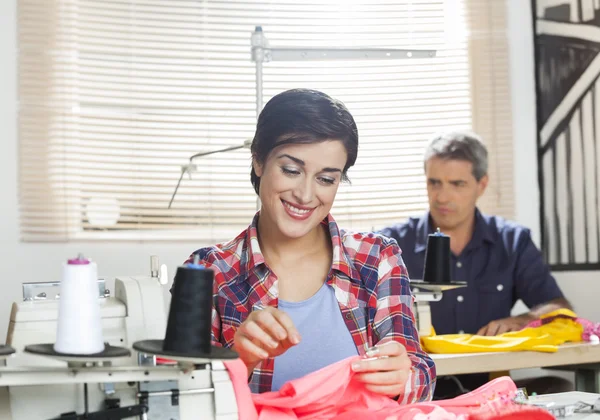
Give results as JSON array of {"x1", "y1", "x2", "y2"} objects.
[{"x1": 424, "y1": 130, "x2": 488, "y2": 181}]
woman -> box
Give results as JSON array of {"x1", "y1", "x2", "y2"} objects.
[{"x1": 186, "y1": 89, "x2": 436, "y2": 401}]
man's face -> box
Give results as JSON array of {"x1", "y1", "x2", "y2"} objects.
[{"x1": 425, "y1": 157, "x2": 488, "y2": 231}]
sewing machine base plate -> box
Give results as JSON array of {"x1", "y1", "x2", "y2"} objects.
[
  {"x1": 133, "y1": 340, "x2": 238, "y2": 362},
  {"x1": 24, "y1": 343, "x2": 131, "y2": 363}
]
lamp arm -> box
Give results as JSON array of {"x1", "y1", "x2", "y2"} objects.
[{"x1": 168, "y1": 140, "x2": 252, "y2": 209}]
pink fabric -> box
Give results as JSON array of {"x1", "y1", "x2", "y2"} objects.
[
  {"x1": 224, "y1": 356, "x2": 554, "y2": 420},
  {"x1": 577, "y1": 318, "x2": 600, "y2": 342},
  {"x1": 223, "y1": 359, "x2": 258, "y2": 420}
]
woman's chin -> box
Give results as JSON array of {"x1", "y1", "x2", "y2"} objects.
[
  {"x1": 275, "y1": 218, "x2": 318, "y2": 240},
  {"x1": 279, "y1": 226, "x2": 313, "y2": 240}
]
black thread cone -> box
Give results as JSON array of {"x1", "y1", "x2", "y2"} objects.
[
  {"x1": 163, "y1": 265, "x2": 213, "y2": 354},
  {"x1": 423, "y1": 230, "x2": 451, "y2": 284}
]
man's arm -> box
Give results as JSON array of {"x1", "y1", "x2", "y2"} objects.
[
  {"x1": 477, "y1": 228, "x2": 570, "y2": 336},
  {"x1": 528, "y1": 297, "x2": 572, "y2": 318},
  {"x1": 478, "y1": 297, "x2": 572, "y2": 336}
]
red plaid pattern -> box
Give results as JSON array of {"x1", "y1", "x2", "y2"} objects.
[{"x1": 186, "y1": 212, "x2": 436, "y2": 400}]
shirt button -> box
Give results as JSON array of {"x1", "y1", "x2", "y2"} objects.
[
  {"x1": 456, "y1": 261, "x2": 462, "y2": 268},
  {"x1": 457, "y1": 295, "x2": 464, "y2": 302},
  {"x1": 497, "y1": 284, "x2": 504, "y2": 291},
  {"x1": 345, "y1": 312, "x2": 353, "y2": 320}
]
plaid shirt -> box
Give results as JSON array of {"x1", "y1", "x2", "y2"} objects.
[{"x1": 187, "y1": 213, "x2": 436, "y2": 400}]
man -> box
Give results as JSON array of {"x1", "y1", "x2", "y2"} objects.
[{"x1": 380, "y1": 130, "x2": 571, "y2": 397}]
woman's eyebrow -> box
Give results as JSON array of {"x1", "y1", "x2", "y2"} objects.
[{"x1": 277, "y1": 154, "x2": 342, "y2": 173}]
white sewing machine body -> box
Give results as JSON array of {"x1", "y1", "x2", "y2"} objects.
[
  {"x1": 1, "y1": 268, "x2": 239, "y2": 420},
  {"x1": 411, "y1": 282, "x2": 467, "y2": 338},
  {"x1": 412, "y1": 289, "x2": 438, "y2": 338}
]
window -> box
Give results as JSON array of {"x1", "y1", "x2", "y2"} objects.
[{"x1": 18, "y1": 0, "x2": 513, "y2": 242}]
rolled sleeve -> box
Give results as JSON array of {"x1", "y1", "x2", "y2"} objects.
[{"x1": 373, "y1": 239, "x2": 436, "y2": 402}]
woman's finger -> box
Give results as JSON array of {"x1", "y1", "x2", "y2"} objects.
[
  {"x1": 253, "y1": 310, "x2": 289, "y2": 341},
  {"x1": 363, "y1": 383, "x2": 403, "y2": 397},
  {"x1": 355, "y1": 369, "x2": 408, "y2": 386},
  {"x1": 353, "y1": 354, "x2": 411, "y2": 373},
  {"x1": 270, "y1": 309, "x2": 302, "y2": 344},
  {"x1": 240, "y1": 320, "x2": 280, "y2": 349},
  {"x1": 366, "y1": 341, "x2": 406, "y2": 358},
  {"x1": 234, "y1": 333, "x2": 269, "y2": 360}
]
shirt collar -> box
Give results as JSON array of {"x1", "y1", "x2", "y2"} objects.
[
  {"x1": 327, "y1": 214, "x2": 360, "y2": 282},
  {"x1": 244, "y1": 212, "x2": 276, "y2": 310},
  {"x1": 244, "y1": 212, "x2": 265, "y2": 272},
  {"x1": 414, "y1": 208, "x2": 495, "y2": 254}
]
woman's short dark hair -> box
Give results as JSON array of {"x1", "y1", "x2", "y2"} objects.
[{"x1": 250, "y1": 88, "x2": 359, "y2": 195}]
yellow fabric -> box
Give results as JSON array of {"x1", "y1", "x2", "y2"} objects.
[
  {"x1": 422, "y1": 309, "x2": 583, "y2": 354},
  {"x1": 539, "y1": 308, "x2": 577, "y2": 319}
]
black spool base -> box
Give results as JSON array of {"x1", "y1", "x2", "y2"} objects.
[{"x1": 133, "y1": 339, "x2": 238, "y2": 362}]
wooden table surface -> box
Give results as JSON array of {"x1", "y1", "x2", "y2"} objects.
[{"x1": 431, "y1": 343, "x2": 600, "y2": 376}]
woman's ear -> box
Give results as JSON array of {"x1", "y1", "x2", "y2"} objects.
[{"x1": 252, "y1": 158, "x2": 263, "y2": 177}]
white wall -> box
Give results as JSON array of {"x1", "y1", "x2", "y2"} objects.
[
  {"x1": 0, "y1": 0, "x2": 598, "y2": 342},
  {"x1": 507, "y1": 0, "x2": 600, "y2": 323}
]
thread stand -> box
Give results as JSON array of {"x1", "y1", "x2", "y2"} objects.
[{"x1": 24, "y1": 343, "x2": 131, "y2": 365}]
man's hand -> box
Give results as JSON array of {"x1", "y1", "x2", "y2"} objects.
[
  {"x1": 350, "y1": 341, "x2": 412, "y2": 398},
  {"x1": 477, "y1": 313, "x2": 536, "y2": 336}
]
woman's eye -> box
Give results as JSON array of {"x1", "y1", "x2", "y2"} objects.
[
  {"x1": 319, "y1": 177, "x2": 336, "y2": 185},
  {"x1": 281, "y1": 167, "x2": 300, "y2": 176}
]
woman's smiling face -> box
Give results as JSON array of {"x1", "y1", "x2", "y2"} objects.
[{"x1": 253, "y1": 140, "x2": 348, "y2": 239}]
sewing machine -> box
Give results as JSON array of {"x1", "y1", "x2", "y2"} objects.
[
  {"x1": 412, "y1": 286, "x2": 437, "y2": 338},
  {"x1": 411, "y1": 283, "x2": 466, "y2": 338},
  {"x1": 0, "y1": 252, "x2": 459, "y2": 419},
  {"x1": 408, "y1": 229, "x2": 468, "y2": 338},
  {"x1": 1, "y1": 257, "x2": 239, "y2": 420}
]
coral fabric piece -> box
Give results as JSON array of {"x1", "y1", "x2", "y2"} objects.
[
  {"x1": 223, "y1": 359, "x2": 259, "y2": 420},
  {"x1": 469, "y1": 403, "x2": 554, "y2": 420},
  {"x1": 252, "y1": 356, "x2": 371, "y2": 419},
  {"x1": 224, "y1": 356, "x2": 553, "y2": 420}
]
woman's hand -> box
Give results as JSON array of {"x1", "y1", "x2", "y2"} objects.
[
  {"x1": 233, "y1": 306, "x2": 301, "y2": 374},
  {"x1": 351, "y1": 341, "x2": 412, "y2": 398}
]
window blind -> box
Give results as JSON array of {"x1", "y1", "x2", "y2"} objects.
[
  {"x1": 466, "y1": 0, "x2": 514, "y2": 220},
  {"x1": 18, "y1": 0, "x2": 513, "y2": 242}
]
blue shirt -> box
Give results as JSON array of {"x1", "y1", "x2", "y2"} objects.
[
  {"x1": 379, "y1": 210, "x2": 564, "y2": 335},
  {"x1": 271, "y1": 283, "x2": 359, "y2": 391}
]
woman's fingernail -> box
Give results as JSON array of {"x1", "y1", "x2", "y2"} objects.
[
  {"x1": 351, "y1": 363, "x2": 361, "y2": 371},
  {"x1": 366, "y1": 347, "x2": 380, "y2": 358},
  {"x1": 291, "y1": 334, "x2": 301, "y2": 344},
  {"x1": 268, "y1": 340, "x2": 278, "y2": 348},
  {"x1": 260, "y1": 350, "x2": 269, "y2": 358}
]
